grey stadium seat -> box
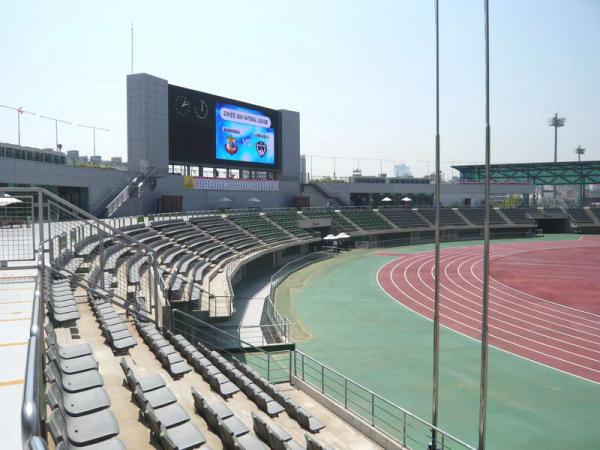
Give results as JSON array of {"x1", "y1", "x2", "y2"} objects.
[
  {"x1": 134, "y1": 385, "x2": 177, "y2": 409},
  {"x1": 252, "y1": 412, "x2": 303, "y2": 450},
  {"x1": 47, "y1": 381, "x2": 111, "y2": 417},
  {"x1": 145, "y1": 405, "x2": 207, "y2": 450},
  {"x1": 46, "y1": 361, "x2": 104, "y2": 393},
  {"x1": 48, "y1": 406, "x2": 120, "y2": 447}
]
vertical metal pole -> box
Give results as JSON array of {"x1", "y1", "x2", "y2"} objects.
[
  {"x1": 403, "y1": 411, "x2": 407, "y2": 446},
  {"x1": 99, "y1": 235, "x2": 105, "y2": 289},
  {"x1": 553, "y1": 113, "x2": 558, "y2": 163},
  {"x1": 17, "y1": 111, "x2": 21, "y2": 146},
  {"x1": 333, "y1": 158, "x2": 336, "y2": 180},
  {"x1": 37, "y1": 191, "x2": 44, "y2": 256},
  {"x1": 371, "y1": 393, "x2": 375, "y2": 425},
  {"x1": 553, "y1": 114, "x2": 558, "y2": 199},
  {"x1": 431, "y1": 0, "x2": 442, "y2": 448},
  {"x1": 131, "y1": 22, "x2": 134, "y2": 74},
  {"x1": 478, "y1": 1, "x2": 492, "y2": 450},
  {"x1": 344, "y1": 379, "x2": 348, "y2": 408},
  {"x1": 152, "y1": 255, "x2": 161, "y2": 327},
  {"x1": 267, "y1": 353, "x2": 271, "y2": 381}
]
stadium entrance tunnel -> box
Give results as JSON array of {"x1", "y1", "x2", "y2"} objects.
[{"x1": 536, "y1": 218, "x2": 571, "y2": 233}]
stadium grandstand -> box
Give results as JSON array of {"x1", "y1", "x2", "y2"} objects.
[
  {"x1": 1, "y1": 75, "x2": 599, "y2": 450},
  {"x1": 2, "y1": 2, "x2": 600, "y2": 450}
]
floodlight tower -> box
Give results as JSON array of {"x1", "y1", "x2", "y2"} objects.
[
  {"x1": 575, "y1": 145, "x2": 585, "y2": 163},
  {"x1": 548, "y1": 113, "x2": 565, "y2": 199},
  {"x1": 548, "y1": 113, "x2": 566, "y2": 163},
  {"x1": 575, "y1": 146, "x2": 586, "y2": 205},
  {"x1": 0, "y1": 104, "x2": 36, "y2": 146}
]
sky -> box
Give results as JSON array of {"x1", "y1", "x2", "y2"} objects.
[{"x1": 0, "y1": 0, "x2": 598, "y2": 178}]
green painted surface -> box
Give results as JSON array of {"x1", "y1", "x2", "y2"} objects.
[{"x1": 277, "y1": 235, "x2": 600, "y2": 450}]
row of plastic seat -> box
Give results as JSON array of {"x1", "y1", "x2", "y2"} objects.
[
  {"x1": 163, "y1": 329, "x2": 241, "y2": 400},
  {"x1": 44, "y1": 323, "x2": 125, "y2": 449},
  {"x1": 176, "y1": 333, "x2": 325, "y2": 433},
  {"x1": 89, "y1": 296, "x2": 138, "y2": 353},
  {"x1": 119, "y1": 358, "x2": 210, "y2": 450},
  {"x1": 191, "y1": 387, "x2": 267, "y2": 449},
  {"x1": 46, "y1": 274, "x2": 80, "y2": 326},
  {"x1": 53, "y1": 249, "x2": 84, "y2": 277},
  {"x1": 135, "y1": 319, "x2": 193, "y2": 379},
  {"x1": 232, "y1": 359, "x2": 326, "y2": 434}
]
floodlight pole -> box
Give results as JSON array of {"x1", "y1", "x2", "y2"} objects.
[
  {"x1": 478, "y1": 1, "x2": 491, "y2": 450},
  {"x1": 40, "y1": 116, "x2": 72, "y2": 151},
  {"x1": 548, "y1": 113, "x2": 565, "y2": 199},
  {"x1": 430, "y1": 0, "x2": 442, "y2": 449},
  {"x1": 77, "y1": 124, "x2": 110, "y2": 158},
  {"x1": 0, "y1": 104, "x2": 36, "y2": 146},
  {"x1": 575, "y1": 146, "x2": 586, "y2": 205}
]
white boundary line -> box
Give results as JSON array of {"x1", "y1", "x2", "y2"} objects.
[{"x1": 374, "y1": 250, "x2": 600, "y2": 386}]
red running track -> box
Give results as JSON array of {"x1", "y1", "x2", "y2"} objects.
[{"x1": 377, "y1": 237, "x2": 600, "y2": 383}]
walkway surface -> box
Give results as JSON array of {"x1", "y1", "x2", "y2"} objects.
[
  {"x1": 219, "y1": 272, "x2": 274, "y2": 346},
  {"x1": 277, "y1": 235, "x2": 600, "y2": 450},
  {"x1": 0, "y1": 268, "x2": 37, "y2": 449}
]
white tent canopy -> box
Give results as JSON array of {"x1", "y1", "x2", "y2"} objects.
[
  {"x1": 0, "y1": 194, "x2": 22, "y2": 207},
  {"x1": 247, "y1": 197, "x2": 261, "y2": 203},
  {"x1": 401, "y1": 196, "x2": 412, "y2": 202},
  {"x1": 381, "y1": 197, "x2": 392, "y2": 202},
  {"x1": 335, "y1": 232, "x2": 350, "y2": 239},
  {"x1": 323, "y1": 234, "x2": 337, "y2": 240},
  {"x1": 219, "y1": 197, "x2": 232, "y2": 202}
]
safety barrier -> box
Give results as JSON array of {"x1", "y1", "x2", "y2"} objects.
[
  {"x1": 294, "y1": 351, "x2": 476, "y2": 450},
  {"x1": 21, "y1": 244, "x2": 45, "y2": 447},
  {"x1": 355, "y1": 229, "x2": 533, "y2": 248}
]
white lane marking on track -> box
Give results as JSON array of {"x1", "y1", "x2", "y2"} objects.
[
  {"x1": 385, "y1": 254, "x2": 600, "y2": 375},
  {"x1": 375, "y1": 261, "x2": 600, "y2": 385}
]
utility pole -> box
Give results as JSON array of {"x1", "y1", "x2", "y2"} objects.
[
  {"x1": 40, "y1": 115, "x2": 72, "y2": 151},
  {"x1": 0, "y1": 104, "x2": 36, "y2": 146},
  {"x1": 76, "y1": 124, "x2": 110, "y2": 158}
]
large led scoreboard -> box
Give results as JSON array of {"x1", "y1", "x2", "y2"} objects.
[{"x1": 168, "y1": 84, "x2": 281, "y2": 169}]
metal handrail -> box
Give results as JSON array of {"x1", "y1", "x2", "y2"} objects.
[
  {"x1": 105, "y1": 167, "x2": 160, "y2": 217},
  {"x1": 263, "y1": 251, "x2": 332, "y2": 342},
  {"x1": 294, "y1": 350, "x2": 476, "y2": 450},
  {"x1": 21, "y1": 244, "x2": 45, "y2": 447},
  {"x1": 171, "y1": 309, "x2": 291, "y2": 382},
  {"x1": 170, "y1": 306, "x2": 474, "y2": 449},
  {"x1": 354, "y1": 230, "x2": 533, "y2": 249}
]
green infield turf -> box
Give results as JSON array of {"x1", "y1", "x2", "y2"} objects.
[{"x1": 276, "y1": 235, "x2": 600, "y2": 450}]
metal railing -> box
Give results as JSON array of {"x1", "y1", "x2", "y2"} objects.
[
  {"x1": 104, "y1": 167, "x2": 159, "y2": 217},
  {"x1": 0, "y1": 194, "x2": 36, "y2": 262},
  {"x1": 170, "y1": 307, "x2": 476, "y2": 450},
  {"x1": 262, "y1": 251, "x2": 333, "y2": 342},
  {"x1": 355, "y1": 230, "x2": 533, "y2": 249},
  {"x1": 294, "y1": 351, "x2": 476, "y2": 450},
  {"x1": 21, "y1": 244, "x2": 45, "y2": 447},
  {"x1": 171, "y1": 308, "x2": 292, "y2": 383}
]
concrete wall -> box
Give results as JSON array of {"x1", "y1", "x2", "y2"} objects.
[
  {"x1": 303, "y1": 182, "x2": 536, "y2": 206},
  {"x1": 127, "y1": 73, "x2": 169, "y2": 174},
  {"x1": 0, "y1": 157, "x2": 135, "y2": 214}
]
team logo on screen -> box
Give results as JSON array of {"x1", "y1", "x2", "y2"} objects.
[
  {"x1": 256, "y1": 141, "x2": 267, "y2": 157},
  {"x1": 225, "y1": 137, "x2": 238, "y2": 155}
]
